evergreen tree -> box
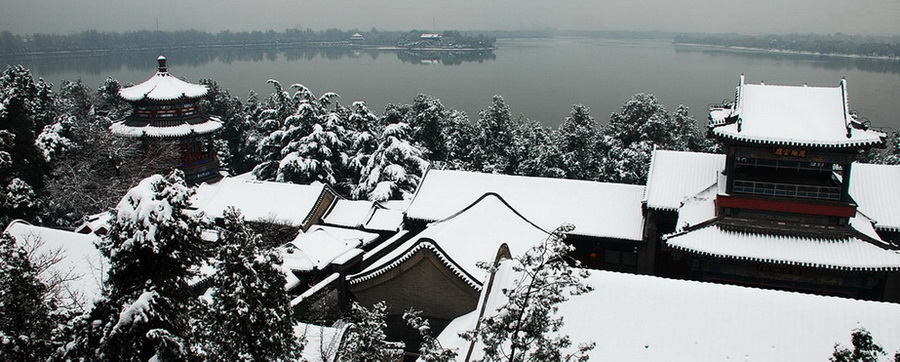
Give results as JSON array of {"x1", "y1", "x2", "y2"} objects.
[
  {"x1": 343, "y1": 101, "x2": 382, "y2": 191},
  {"x1": 252, "y1": 81, "x2": 351, "y2": 187},
  {"x1": 462, "y1": 224, "x2": 595, "y2": 362},
  {"x1": 195, "y1": 207, "x2": 302, "y2": 361},
  {"x1": 473, "y1": 95, "x2": 520, "y2": 174},
  {"x1": 515, "y1": 119, "x2": 565, "y2": 178},
  {"x1": 407, "y1": 94, "x2": 450, "y2": 162},
  {"x1": 353, "y1": 122, "x2": 429, "y2": 201},
  {"x1": 339, "y1": 301, "x2": 404, "y2": 362},
  {"x1": 200, "y1": 78, "x2": 254, "y2": 174},
  {"x1": 67, "y1": 171, "x2": 207, "y2": 361},
  {"x1": 0, "y1": 65, "x2": 48, "y2": 225},
  {"x1": 0, "y1": 232, "x2": 56, "y2": 361},
  {"x1": 555, "y1": 104, "x2": 600, "y2": 180}
]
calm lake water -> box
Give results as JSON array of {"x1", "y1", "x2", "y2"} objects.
[{"x1": 4, "y1": 37, "x2": 900, "y2": 130}]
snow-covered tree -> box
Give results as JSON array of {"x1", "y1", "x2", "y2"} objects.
[
  {"x1": 462, "y1": 224, "x2": 595, "y2": 362},
  {"x1": 66, "y1": 171, "x2": 208, "y2": 361},
  {"x1": 0, "y1": 232, "x2": 57, "y2": 360},
  {"x1": 831, "y1": 328, "x2": 899, "y2": 362},
  {"x1": 339, "y1": 301, "x2": 404, "y2": 362},
  {"x1": 473, "y1": 95, "x2": 520, "y2": 174},
  {"x1": 407, "y1": 94, "x2": 450, "y2": 162},
  {"x1": 0, "y1": 65, "x2": 49, "y2": 225},
  {"x1": 516, "y1": 118, "x2": 565, "y2": 179},
  {"x1": 252, "y1": 81, "x2": 351, "y2": 187},
  {"x1": 354, "y1": 122, "x2": 429, "y2": 201},
  {"x1": 194, "y1": 207, "x2": 302, "y2": 361},
  {"x1": 200, "y1": 78, "x2": 255, "y2": 174},
  {"x1": 403, "y1": 309, "x2": 457, "y2": 362},
  {"x1": 600, "y1": 94, "x2": 713, "y2": 185},
  {"x1": 556, "y1": 104, "x2": 602, "y2": 180}
]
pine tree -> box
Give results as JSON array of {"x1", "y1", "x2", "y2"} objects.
[
  {"x1": 67, "y1": 171, "x2": 207, "y2": 361},
  {"x1": 0, "y1": 65, "x2": 48, "y2": 225},
  {"x1": 556, "y1": 104, "x2": 601, "y2": 180},
  {"x1": 339, "y1": 301, "x2": 404, "y2": 362},
  {"x1": 515, "y1": 119, "x2": 565, "y2": 178},
  {"x1": 0, "y1": 232, "x2": 57, "y2": 361},
  {"x1": 474, "y1": 95, "x2": 520, "y2": 174},
  {"x1": 407, "y1": 94, "x2": 450, "y2": 162},
  {"x1": 195, "y1": 207, "x2": 302, "y2": 361},
  {"x1": 354, "y1": 122, "x2": 429, "y2": 201},
  {"x1": 462, "y1": 224, "x2": 595, "y2": 362}
]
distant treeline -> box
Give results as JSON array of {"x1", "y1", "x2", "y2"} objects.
[
  {"x1": 0, "y1": 29, "x2": 496, "y2": 55},
  {"x1": 674, "y1": 33, "x2": 900, "y2": 58}
]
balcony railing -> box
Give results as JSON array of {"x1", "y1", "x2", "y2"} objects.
[{"x1": 732, "y1": 180, "x2": 841, "y2": 201}]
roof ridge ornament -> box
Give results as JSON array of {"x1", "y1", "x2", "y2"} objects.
[{"x1": 157, "y1": 55, "x2": 168, "y2": 73}]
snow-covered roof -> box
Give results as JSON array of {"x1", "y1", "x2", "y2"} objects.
[
  {"x1": 321, "y1": 199, "x2": 405, "y2": 232},
  {"x1": 110, "y1": 116, "x2": 222, "y2": 138},
  {"x1": 850, "y1": 162, "x2": 900, "y2": 232},
  {"x1": 643, "y1": 150, "x2": 725, "y2": 211},
  {"x1": 118, "y1": 56, "x2": 209, "y2": 102},
  {"x1": 709, "y1": 76, "x2": 884, "y2": 148},
  {"x1": 280, "y1": 225, "x2": 376, "y2": 272},
  {"x1": 74, "y1": 211, "x2": 112, "y2": 235},
  {"x1": 439, "y1": 264, "x2": 900, "y2": 361},
  {"x1": 191, "y1": 176, "x2": 329, "y2": 226},
  {"x1": 406, "y1": 170, "x2": 645, "y2": 241},
  {"x1": 350, "y1": 193, "x2": 550, "y2": 289},
  {"x1": 665, "y1": 220, "x2": 900, "y2": 271},
  {"x1": 322, "y1": 200, "x2": 374, "y2": 228},
  {"x1": 4, "y1": 220, "x2": 106, "y2": 310}
]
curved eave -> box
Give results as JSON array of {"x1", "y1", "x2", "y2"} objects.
[
  {"x1": 664, "y1": 229, "x2": 900, "y2": 272},
  {"x1": 348, "y1": 240, "x2": 483, "y2": 290},
  {"x1": 711, "y1": 128, "x2": 885, "y2": 149},
  {"x1": 110, "y1": 118, "x2": 223, "y2": 138}
]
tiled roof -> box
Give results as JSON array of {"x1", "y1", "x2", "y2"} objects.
[
  {"x1": 110, "y1": 116, "x2": 222, "y2": 138},
  {"x1": 710, "y1": 76, "x2": 884, "y2": 148},
  {"x1": 191, "y1": 175, "x2": 327, "y2": 226},
  {"x1": 644, "y1": 150, "x2": 725, "y2": 211},
  {"x1": 664, "y1": 221, "x2": 900, "y2": 271},
  {"x1": 406, "y1": 169, "x2": 645, "y2": 240},
  {"x1": 850, "y1": 162, "x2": 900, "y2": 232},
  {"x1": 118, "y1": 64, "x2": 209, "y2": 101},
  {"x1": 349, "y1": 193, "x2": 550, "y2": 288}
]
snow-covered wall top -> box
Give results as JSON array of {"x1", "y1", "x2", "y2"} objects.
[
  {"x1": 406, "y1": 170, "x2": 645, "y2": 241},
  {"x1": 440, "y1": 264, "x2": 900, "y2": 361},
  {"x1": 850, "y1": 162, "x2": 900, "y2": 232},
  {"x1": 191, "y1": 176, "x2": 326, "y2": 226},
  {"x1": 710, "y1": 79, "x2": 884, "y2": 148}
]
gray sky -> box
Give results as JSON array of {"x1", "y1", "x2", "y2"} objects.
[{"x1": 1, "y1": 0, "x2": 898, "y2": 35}]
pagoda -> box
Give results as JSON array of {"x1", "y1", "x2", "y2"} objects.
[{"x1": 111, "y1": 56, "x2": 222, "y2": 184}]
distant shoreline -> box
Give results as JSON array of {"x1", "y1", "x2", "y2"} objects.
[
  {"x1": 0, "y1": 42, "x2": 495, "y2": 59},
  {"x1": 674, "y1": 42, "x2": 900, "y2": 61}
]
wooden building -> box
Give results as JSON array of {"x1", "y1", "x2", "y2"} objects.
[
  {"x1": 644, "y1": 76, "x2": 900, "y2": 301},
  {"x1": 111, "y1": 56, "x2": 222, "y2": 184}
]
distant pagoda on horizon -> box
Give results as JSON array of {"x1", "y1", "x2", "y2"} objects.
[{"x1": 111, "y1": 55, "x2": 222, "y2": 184}]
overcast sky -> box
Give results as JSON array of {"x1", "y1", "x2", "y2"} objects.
[{"x1": 1, "y1": 0, "x2": 899, "y2": 35}]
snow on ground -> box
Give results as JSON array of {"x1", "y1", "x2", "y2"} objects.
[{"x1": 440, "y1": 263, "x2": 900, "y2": 362}]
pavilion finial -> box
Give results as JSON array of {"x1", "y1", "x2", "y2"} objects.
[{"x1": 157, "y1": 55, "x2": 168, "y2": 73}]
